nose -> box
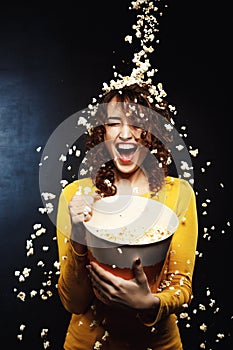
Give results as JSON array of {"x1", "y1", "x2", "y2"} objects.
[{"x1": 119, "y1": 123, "x2": 133, "y2": 140}]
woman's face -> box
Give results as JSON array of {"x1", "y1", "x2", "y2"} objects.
[{"x1": 104, "y1": 97, "x2": 148, "y2": 175}]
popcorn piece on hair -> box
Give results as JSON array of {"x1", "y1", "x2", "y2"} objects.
[{"x1": 94, "y1": 341, "x2": 102, "y2": 349}]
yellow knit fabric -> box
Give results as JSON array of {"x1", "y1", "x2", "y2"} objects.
[{"x1": 56, "y1": 176, "x2": 198, "y2": 350}]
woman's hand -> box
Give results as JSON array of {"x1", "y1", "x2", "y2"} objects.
[
  {"x1": 68, "y1": 192, "x2": 101, "y2": 248},
  {"x1": 68, "y1": 193, "x2": 94, "y2": 225},
  {"x1": 86, "y1": 258, "x2": 160, "y2": 313}
]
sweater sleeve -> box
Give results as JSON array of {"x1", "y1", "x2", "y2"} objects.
[
  {"x1": 56, "y1": 186, "x2": 95, "y2": 315},
  {"x1": 147, "y1": 180, "x2": 198, "y2": 326}
]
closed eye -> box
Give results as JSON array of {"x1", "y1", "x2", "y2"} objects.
[
  {"x1": 105, "y1": 122, "x2": 121, "y2": 127},
  {"x1": 105, "y1": 116, "x2": 122, "y2": 127},
  {"x1": 130, "y1": 124, "x2": 142, "y2": 130},
  {"x1": 105, "y1": 117, "x2": 143, "y2": 130}
]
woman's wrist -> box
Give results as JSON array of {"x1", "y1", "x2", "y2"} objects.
[
  {"x1": 70, "y1": 222, "x2": 88, "y2": 255},
  {"x1": 70, "y1": 239, "x2": 88, "y2": 256},
  {"x1": 137, "y1": 295, "x2": 160, "y2": 325}
]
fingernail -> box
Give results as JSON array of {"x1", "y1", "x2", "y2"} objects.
[{"x1": 135, "y1": 257, "x2": 141, "y2": 265}]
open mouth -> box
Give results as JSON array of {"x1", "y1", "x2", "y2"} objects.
[{"x1": 115, "y1": 143, "x2": 138, "y2": 162}]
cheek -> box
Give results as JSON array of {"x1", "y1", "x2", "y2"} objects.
[
  {"x1": 104, "y1": 129, "x2": 115, "y2": 141},
  {"x1": 103, "y1": 134, "x2": 114, "y2": 154},
  {"x1": 139, "y1": 145, "x2": 148, "y2": 161}
]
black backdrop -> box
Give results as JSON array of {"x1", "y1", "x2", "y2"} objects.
[{"x1": 0, "y1": 1, "x2": 232, "y2": 349}]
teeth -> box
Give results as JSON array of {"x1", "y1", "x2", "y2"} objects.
[{"x1": 117, "y1": 144, "x2": 136, "y2": 150}]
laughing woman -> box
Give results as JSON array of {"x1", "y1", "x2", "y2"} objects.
[{"x1": 56, "y1": 83, "x2": 198, "y2": 349}]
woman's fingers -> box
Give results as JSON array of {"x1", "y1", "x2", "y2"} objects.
[
  {"x1": 86, "y1": 263, "x2": 120, "y2": 303},
  {"x1": 68, "y1": 193, "x2": 96, "y2": 223},
  {"x1": 131, "y1": 257, "x2": 147, "y2": 284},
  {"x1": 88, "y1": 262, "x2": 121, "y2": 288},
  {"x1": 87, "y1": 261, "x2": 152, "y2": 309}
]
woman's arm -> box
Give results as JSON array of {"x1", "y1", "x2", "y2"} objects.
[
  {"x1": 149, "y1": 182, "x2": 198, "y2": 325},
  {"x1": 56, "y1": 186, "x2": 95, "y2": 314}
]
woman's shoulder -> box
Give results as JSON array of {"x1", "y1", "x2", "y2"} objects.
[
  {"x1": 165, "y1": 175, "x2": 193, "y2": 188},
  {"x1": 165, "y1": 176, "x2": 195, "y2": 195},
  {"x1": 164, "y1": 176, "x2": 196, "y2": 218}
]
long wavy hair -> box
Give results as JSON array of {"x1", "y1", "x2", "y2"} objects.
[{"x1": 85, "y1": 83, "x2": 173, "y2": 197}]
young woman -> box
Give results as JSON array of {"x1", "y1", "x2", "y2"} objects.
[{"x1": 56, "y1": 83, "x2": 198, "y2": 349}]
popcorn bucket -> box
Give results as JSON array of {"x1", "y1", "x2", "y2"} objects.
[{"x1": 84, "y1": 195, "x2": 179, "y2": 300}]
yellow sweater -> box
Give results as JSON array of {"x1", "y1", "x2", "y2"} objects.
[{"x1": 56, "y1": 176, "x2": 198, "y2": 350}]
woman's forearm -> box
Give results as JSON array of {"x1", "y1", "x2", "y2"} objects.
[{"x1": 57, "y1": 239, "x2": 94, "y2": 315}]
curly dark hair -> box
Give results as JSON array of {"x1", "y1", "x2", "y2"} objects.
[{"x1": 85, "y1": 83, "x2": 173, "y2": 197}]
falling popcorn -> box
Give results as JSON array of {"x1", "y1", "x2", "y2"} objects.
[
  {"x1": 94, "y1": 340, "x2": 102, "y2": 349},
  {"x1": 12, "y1": 1, "x2": 231, "y2": 350},
  {"x1": 60, "y1": 179, "x2": 68, "y2": 187},
  {"x1": 176, "y1": 144, "x2": 184, "y2": 151},
  {"x1": 102, "y1": 330, "x2": 109, "y2": 341},
  {"x1": 90, "y1": 320, "x2": 97, "y2": 328},
  {"x1": 59, "y1": 154, "x2": 67, "y2": 162},
  {"x1": 189, "y1": 148, "x2": 199, "y2": 157},
  {"x1": 19, "y1": 324, "x2": 26, "y2": 331},
  {"x1": 30, "y1": 290, "x2": 37, "y2": 298},
  {"x1": 43, "y1": 341, "x2": 50, "y2": 349},
  {"x1": 77, "y1": 116, "x2": 88, "y2": 126},
  {"x1": 41, "y1": 192, "x2": 56, "y2": 200},
  {"x1": 125, "y1": 35, "x2": 133, "y2": 43},
  {"x1": 17, "y1": 334, "x2": 23, "y2": 341},
  {"x1": 200, "y1": 323, "x2": 207, "y2": 332},
  {"x1": 17, "y1": 291, "x2": 26, "y2": 301}
]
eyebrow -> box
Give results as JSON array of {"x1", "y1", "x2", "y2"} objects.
[{"x1": 106, "y1": 116, "x2": 122, "y2": 120}]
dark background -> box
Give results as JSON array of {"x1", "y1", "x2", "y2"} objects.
[{"x1": 0, "y1": 0, "x2": 232, "y2": 349}]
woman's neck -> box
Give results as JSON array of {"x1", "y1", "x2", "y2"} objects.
[{"x1": 115, "y1": 168, "x2": 150, "y2": 195}]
